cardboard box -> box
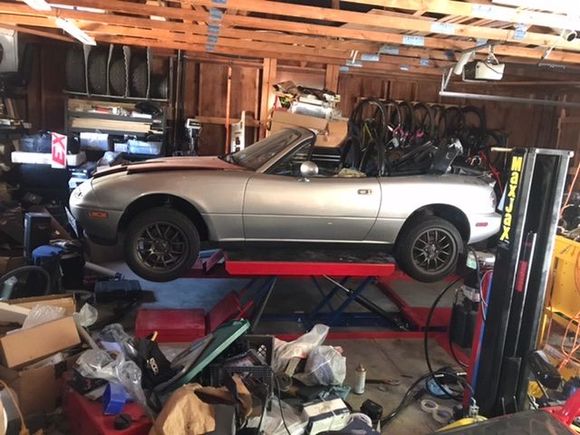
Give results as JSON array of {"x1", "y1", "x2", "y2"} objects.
[
  {"x1": 9, "y1": 294, "x2": 76, "y2": 316},
  {"x1": 270, "y1": 110, "x2": 328, "y2": 133},
  {"x1": 270, "y1": 110, "x2": 348, "y2": 148},
  {"x1": 0, "y1": 295, "x2": 81, "y2": 368},
  {"x1": 0, "y1": 353, "x2": 77, "y2": 417},
  {"x1": 0, "y1": 315, "x2": 81, "y2": 368},
  {"x1": 0, "y1": 294, "x2": 77, "y2": 325}
]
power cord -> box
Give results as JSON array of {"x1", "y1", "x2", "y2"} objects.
[
  {"x1": 380, "y1": 366, "x2": 471, "y2": 428},
  {"x1": 273, "y1": 369, "x2": 292, "y2": 435},
  {"x1": 424, "y1": 277, "x2": 467, "y2": 400},
  {"x1": 448, "y1": 288, "x2": 468, "y2": 368}
]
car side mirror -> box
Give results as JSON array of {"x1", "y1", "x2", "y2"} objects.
[{"x1": 299, "y1": 161, "x2": 318, "y2": 181}]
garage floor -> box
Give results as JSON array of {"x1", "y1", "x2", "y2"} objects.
[{"x1": 102, "y1": 259, "x2": 459, "y2": 434}]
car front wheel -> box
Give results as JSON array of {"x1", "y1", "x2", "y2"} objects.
[
  {"x1": 124, "y1": 207, "x2": 200, "y2": 282},
  {"x1": 395, "y1": 216, "x2": 462, "y2": 282}
]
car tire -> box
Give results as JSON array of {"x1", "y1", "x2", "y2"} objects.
[
  {"x1": 65, "y1": 46, "x2": 86, "y2": 92},
  {"x1": 124, "y1": 207, "x2": 200, "y2": 282},
  {"x1": 87, "y1": 47, "x2": 108, "y2": 95},
  {"x1": 109, "y1": 57, "x2": 127, "y2": 96},
  {"x1": 395, "y1": 216, "x2": 462, "y2": 282}
]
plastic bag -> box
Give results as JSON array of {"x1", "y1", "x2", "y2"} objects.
[
  {"x1": 295, "y1": 345, "x2": 346, "y2": 386},
  {"x1": 272, "y1": 324, "x2": 329, "y2": 373},
  {"x1": 21, "y1": 304, "x2": 65, "y2": 329},
  {"x1": 75, "y1": 349, "x2": 153, "y2": 417},
  {"x1": 98, "y1": 323, "x2": 138, "y2": 358},
  {"x1": 77, "y1": 303, "x2": 98, "y2": 327}
]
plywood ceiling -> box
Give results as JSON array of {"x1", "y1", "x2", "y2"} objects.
[{"x1": 1, "y1": 0, "x2": 580, "y2": 76}]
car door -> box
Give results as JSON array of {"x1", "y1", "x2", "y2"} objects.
[{"x1": 243, "y1": 141, "x2": 381, "y2": 241}]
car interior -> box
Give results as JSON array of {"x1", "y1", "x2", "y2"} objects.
[{"x1": 268, "y1": 134, "x2": 469, "y2": 179}]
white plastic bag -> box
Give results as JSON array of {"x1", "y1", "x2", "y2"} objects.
[
  {"x1": 77, "y1": 303, "x2": 98, "y2": 327},
  {"x1": 21, "y1": 304, "x2": 65, "y2": 329},
  {"x1": 295, "y1": 345, "x2": 346, "y2": 386},
  {"x1": 272, "y1": 324, "x2": 329, "y2": 373}
]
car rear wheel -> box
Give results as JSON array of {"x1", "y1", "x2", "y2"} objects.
[
  {"x1": 395, "y1": 216, "x2": 462, "y2": 282},
  {"x1": 125, "y1": 207, "x2": 200, "y2": 282}
]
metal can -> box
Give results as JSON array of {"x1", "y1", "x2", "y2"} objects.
[{"x1": 353, "y1": 363, "x2": 367, "y2": 395}]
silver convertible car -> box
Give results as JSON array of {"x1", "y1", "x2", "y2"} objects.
[{"x1": 70, "y1": 127, "x2": 501, "y2": 282}]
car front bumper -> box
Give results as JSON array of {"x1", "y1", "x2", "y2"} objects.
[
  {"x1": 70, "y1": 182, "x2": 123, "y2": 244},
  {"x1": 469, "y1": 212, "x2": 502, "y2": 244}
]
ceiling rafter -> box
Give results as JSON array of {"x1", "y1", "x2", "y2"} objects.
[
  {"x1": 0, "y1": 11, "x2": 450, "y2": 72},
  {"x1": 180, "y1": 0, "x2": 580, "y2": 51},
  {"x1": 342, "y1": 0, "x2": 580, "y2": 35},
  {"x1": 5, "y1": 0, "x2": 580, "y2": 65},
  {"x1": 0, "y1": 0, "x2": 579, "y2": 75}
]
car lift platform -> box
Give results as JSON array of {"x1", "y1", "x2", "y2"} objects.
[{"x1": 183, "y1": 246, "x2": 417, "y2": 331}]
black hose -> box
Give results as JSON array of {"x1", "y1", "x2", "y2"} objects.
[
  {"x1": 424, "y1": 277, "x2": 466, "y2": 400},
  {"x1": 0, "y1": 265, "x2": 51, "y2": 297}
]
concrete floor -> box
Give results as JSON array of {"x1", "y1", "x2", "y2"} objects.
[{"x1": 98, "y1": 254, "x2": 460, "y2": 434}]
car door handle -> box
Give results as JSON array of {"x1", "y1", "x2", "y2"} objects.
[{"x1": 357, "y1": 189, "x2": 372, "y2": 195}]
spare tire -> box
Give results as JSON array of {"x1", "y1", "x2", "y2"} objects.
[
  {"x1": 151, "y1": 74, "x2": 168, "y2": 99},
  {"x1": 65, "y1": 46, "x2": 86, "y2": 92},
  {"x1": 87, "y1": 47, "x2": 108, "y2": 95},
  {"x1": 130, "y1": 55, "x2": 148, "y2": 97},
  {"x1": 109, "y1": 56, "x2": 127, "y2": 96}
]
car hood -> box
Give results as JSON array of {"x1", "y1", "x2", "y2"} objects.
[{"x1": 93, "y1": 156, "x2": 243, "y2": 178}]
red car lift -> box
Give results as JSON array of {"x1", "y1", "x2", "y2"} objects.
[{"x1": 185, "y1": 246, "x2": 405, "y2": 331}]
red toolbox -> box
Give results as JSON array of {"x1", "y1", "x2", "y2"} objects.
[
  {"x1": 135, "y1": 308, "x2": 206, "y2": 342},
  {"x1": 64, "y1": 388, "x2": 151, "y2": 435}
]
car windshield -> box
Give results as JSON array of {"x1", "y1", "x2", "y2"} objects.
[{"x1": 228, "y1": 130, "x2": 302, "y2": 170}]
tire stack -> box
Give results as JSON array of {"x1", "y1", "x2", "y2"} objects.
[{"x1": 64, "y1": 45, "x2": 169, "y2": 100}]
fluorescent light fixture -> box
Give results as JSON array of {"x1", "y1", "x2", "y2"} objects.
[
  {"x1": 400, "y1": 65, "x2": 410, "y2": 71},
  {"x1": 361, "y1": 53, "x2": 380, "y2": 62},
  {"x1": 52, "y1": 4, "x2": 105, "y2": 13},
  {"x1": 56, "y1": 17, "x2": 96, "y2": 45},
  {"x1": 492, "y1": 0, "x2": 580, "y2": 14},
  {"x1": 346, "y1": 60, "x2": 363, "y2": 67},
  {"x1": 22, "y1": 0, "x2": 51, "y2": 11}
]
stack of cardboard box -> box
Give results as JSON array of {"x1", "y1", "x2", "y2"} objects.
[{"x1": 0, "y1": 295, "x2": 82, "y2": 417}]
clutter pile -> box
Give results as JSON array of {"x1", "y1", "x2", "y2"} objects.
[
  {"x1": 63, "y1": 319, "x2": 381, "y2": 435},
  {"x1": 0, "y1": 273, "x2": 381, "y2": 435}
]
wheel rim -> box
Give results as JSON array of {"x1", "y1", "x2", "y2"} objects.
[
  {"x1": 135, "y1": 222, "x2": 189, "y2": 272},
  {"x1": 411, "y1": 228, "x2": 456, "y2": 274}
]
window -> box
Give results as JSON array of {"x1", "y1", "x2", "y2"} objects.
[
  {"x1": 230, "y1": 129, "x2": 302, "y2": 171},
  {"x1": 268, "y1": 140, "x2": 314, "y2": 176}
]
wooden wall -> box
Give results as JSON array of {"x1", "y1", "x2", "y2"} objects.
[
  {"x1": 182, "y1": 59, "x2": 574, "y2": 163},
  {"x1": 20, "y1": 42, "x2": 579, "y2": 171}
]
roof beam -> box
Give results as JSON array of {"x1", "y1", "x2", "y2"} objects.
[
  {"x1": 342, "y1": 0, "x2": 580, "y2": 35},
  {"x1": 183, "y1": 0, "x2": 580, "y2": 51},
  {"x1": 4, "y1": 0, "x2": 580, "y2": 64},
  {"x1": 0, "y1": 12, "x2": 447, "y2": 73}
]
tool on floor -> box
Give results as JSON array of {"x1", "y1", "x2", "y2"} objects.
[
  {"x1": 420, "y1": 399, "x2": 454, "y2": 424},
  {"x1": 360, "y1": 399, "x2": 383, "y2": 423}
]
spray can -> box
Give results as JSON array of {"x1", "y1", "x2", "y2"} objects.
[{"x1": 353, "y1": 363, "x2": 367, "y2": 395}]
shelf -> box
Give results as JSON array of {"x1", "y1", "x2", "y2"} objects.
[
  {"x1": 68, "y1": 111, "x2": 159, "y2": 123},
  {"x1": 68, "y1": 127, "x2": 153, "y2": 136},
  {"x1": 64, "y1": 90, "x2": 169, "y2": 104}
]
